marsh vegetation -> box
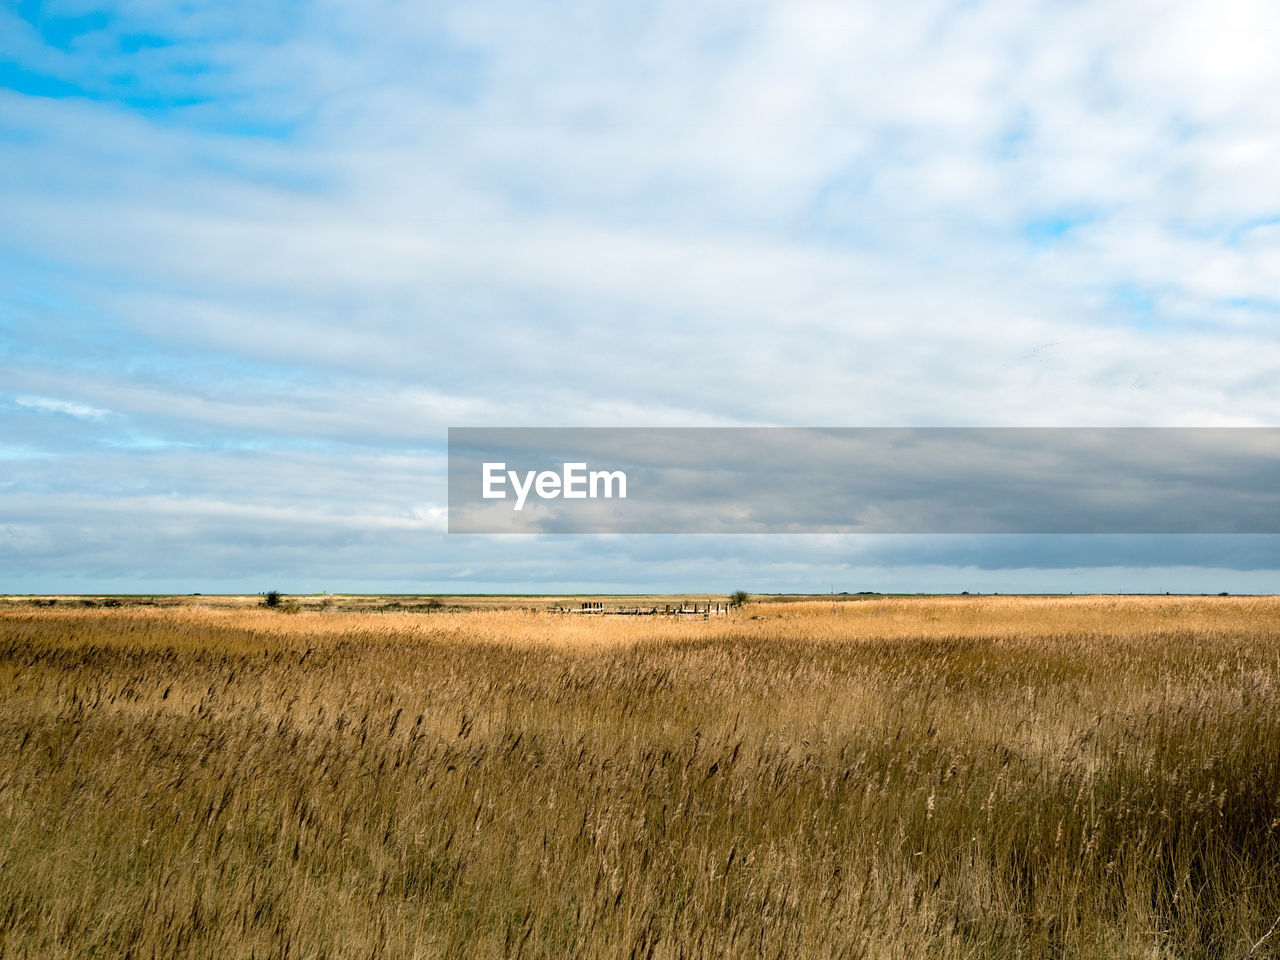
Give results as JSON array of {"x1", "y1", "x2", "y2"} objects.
[{"x1": 2, "y1": 596, "x2": 1279, "y2": 958}]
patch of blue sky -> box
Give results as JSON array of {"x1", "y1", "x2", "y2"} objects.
[
  {"x1": 1, "y1": 351, "x2": 393, "y2": 460},
  {"x1": 116, "y1": 32, "x2": 174, "y2": 54},
  {"x1": 2, "y1": 6, "x2": 492, "y2": 143},
  {"x1": 1105, "y1": 282, "x2": 1160, "y2": 330},
  {"x1": 804, "y1": 166, "x2": 878, "y2": 244},
  {"x1": 184, "y1": 115, "x2": 301, "y2": 140},
  {"x1": 994, "y1": 109, "x2": 1033, "y2": 161},
  {"x1": 0, "y1": 54, "x2": 215, "y2": 107},
  {"x1": 1, "y1": 269, "x2": 157, "y2": 353},
  {"x1": 1, "y1": 260, "x2": 306, "y2": 385},
  {"x1": 99, "y1": 434, "x2": 420, "y2": 455},
  {"x1": 13, "y1": 1, "x2": 112, "y2": 51},
  {"x1": 1097, "y1": 286, "x2": 1279, "y2": 335},
  {"x1": 1023, "y1": 212, "x2": 1093, "y2": 248},
  {"x1": 1, "y1": 404, "x2": 115, "y2": 460},
  {"x1": 96, "y1": 434, "x2": 195, "y2": 452},
  {"x1": 1226, "y1": 215, "x2": 1280, "y2": 246},
  {"x1": 0, "y1": 442, "x2": 52, "y2": 460},
  {"x1": 2, "y1": 5, "x2": 299, "y2": 135},
  {"x1": 1, "y1": 392, "x2": 373, "y2": 458},
  {"x1": 1219, "y1": 296, "x2": 1280, "y2": 315},
  {"x1": 1089, "y1": 287, "x2": 1272, "y2": 336},
  {"x1": 408, "y1": 40, "x2": 488, "y2": 107},
  {"x1": 0, "y1": 60, "x2": 84, "y2": 99},
  {"x1": 180, "y1": 135, "x2": 329, "y2": 193},
  {"x1": 0, "y1": 315, "x2": 119, "y2": 375},
  {"x1": 14, "y1": 0, "x2": 302, "y2": 49}
]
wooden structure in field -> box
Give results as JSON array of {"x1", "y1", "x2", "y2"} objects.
[{"x1": 570, "y1": 601, "x2": 729, "y2": 617}]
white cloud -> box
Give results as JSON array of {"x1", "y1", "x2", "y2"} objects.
[
  {"x1": 4, "y1": 0, "x2": 1280, "y2": 587},
  {"x1": 15, "y1": 395, "x2": 110, "y2": 420}
]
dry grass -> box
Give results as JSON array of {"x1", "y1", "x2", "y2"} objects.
[{"x1": 2, "y1": 596, "x2": 1280, "y2": 958}]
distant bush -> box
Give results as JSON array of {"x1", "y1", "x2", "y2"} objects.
[
  {"x1": 730, "y1": 590, "x2": 750, "y2": 607},
  {"x1": 263, "y1": 591, "x2": 281, "y2": 608}
]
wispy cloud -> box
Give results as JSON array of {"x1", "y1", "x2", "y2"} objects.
[{"x1": 15, "y1": 395, "x2": 110, "y2": 420}]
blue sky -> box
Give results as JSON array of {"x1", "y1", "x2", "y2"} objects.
[{"x1": 3, "y1": 0, "x2": 1280, "y2": 594}]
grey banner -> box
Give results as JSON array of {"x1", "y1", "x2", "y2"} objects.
[{"x1": 447, "y1": 428, "x2": 1280, "y2": 534}]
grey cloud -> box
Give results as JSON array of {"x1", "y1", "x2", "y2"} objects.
[{"x1": 449, "y1": 428, "x2": 1280, "y2": 534}]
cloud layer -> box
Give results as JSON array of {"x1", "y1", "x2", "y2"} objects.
[{"x1": 3, "y1": 0, "x2": 1279, "y2": 591}]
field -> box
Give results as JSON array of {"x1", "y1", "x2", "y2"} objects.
[{"x1": 2, "y1": 596, "x2": 1280, "y2": 959}]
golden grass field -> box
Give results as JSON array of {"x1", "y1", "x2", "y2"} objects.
[{"x1": 2, "y1": 595, "x2": 1280, "y2": 959}]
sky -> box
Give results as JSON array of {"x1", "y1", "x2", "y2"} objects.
[{"x1": 2, "y1": 0, "x2": 1280, "y2": 594}]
